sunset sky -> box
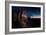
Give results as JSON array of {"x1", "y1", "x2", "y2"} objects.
[{"x1": 12, "y1": 6, "x2": 41, "y2": 16}]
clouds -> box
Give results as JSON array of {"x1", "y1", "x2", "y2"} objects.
[{"x1": 12, "y1": 6, "x2": 41, "y2": 16}]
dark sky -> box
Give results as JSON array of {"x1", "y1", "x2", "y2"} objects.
[{"x1": 12, "y1": 6, "x2": 41, "y2": 16}]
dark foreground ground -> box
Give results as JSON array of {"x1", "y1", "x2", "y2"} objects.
[{"x1": 12, "y1": 18, "x2": 41, "y2": 29}]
